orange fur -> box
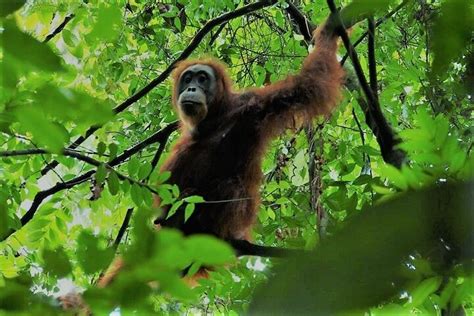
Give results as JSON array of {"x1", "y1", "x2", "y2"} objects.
[{"x1": 99, "y1": 19, "x2": 344, "y2": 291}]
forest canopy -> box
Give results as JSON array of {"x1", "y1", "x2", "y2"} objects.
[{"x1": 0, "y1": 0, "x2": 472, "y2": 315}]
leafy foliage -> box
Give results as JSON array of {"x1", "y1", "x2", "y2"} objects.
[{"x1": 0, "y1": 0, "x2": 472, "y2": 315}]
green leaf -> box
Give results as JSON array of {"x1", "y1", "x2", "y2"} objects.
[
  {"x1": 34, "y1": 85, "x2": 113, "y2": 127},
  {"x1": 131, "y1": 183, "x2": 143, "y2": 206},
  {"x1": 184, "y1": 235, "x2": 235, "y2": 265},
  {"x1": 183, "y1": 195, "x2": 205, "y2": 203},
  {"x1": 61, "y1": 29, "x2": 77, "y2": 47},
  {"x1": 157, "y1": 186, "x2": 174, "y2": 205},
  {"x1": 76, "y1": 231, "x2": 114, "y2": 274},
  {"x1": 138, "y1": 162, "x2": 152, "y2": 179},
  {"x1": 121, "y1": 179, "x2": 131, "y2": 193},
  {"x1": 357, "y1": 145, "x2": 380, "y2": 156},
  {"x1": 353, "y1": 174, "x2": 372, "y2": 185},
  {"x1": 407, "y1": 277, "x2": 442, "y2": 307},
  {"x1": 15, "y1": 106, "x2": 68, "y2": 153},
  {"x1": 2, "y1": 21, "x2": 63, "y2": 72},
  {"x1": 128, "y1": 157, "x2": 140, "y2": 176},
  {"x1": 184, "y1": 203, "x2": 195, "y2": 222},
  {"x1": 108, "y1": 143, "x2": 118, "y2": 160},
  {"x1": 342, "y1": 0, "x2": 395, "y2": 26},
  {"x1": 267, "y1": 207, "x2": 276, "y2": 220},
  {"x1": 55, "y1": 217, "x2": 67, "y2": 233},
  {"x1": 0, "y1": 204, "x2": 9, "y2": 240},
  {"x1": 250, "y1": 182, "x2": 473, "y2": 314},
  {"x1": 107, "y1": 171, "x2": 120, "y2": 195},
  {"x1": 0, "y1": 59, "x2": 18, "y2": 90},
  {"x1": 95, "y1": 164, "x2": 107, "y2": 183},
  {"x1": 166, "y1": 200, "x2": 184, "y2": 219},
  {"x1": 42, "y1": 248, "x2": 72, "y2": 278},
  {"x1": 156, "y1": 171, "x2": 171, "y2": 184},
  {"x1": 87, "y1": 5, "x2": 123, "y2": 42},
  {"x1": 432, "y1": 0, "x2": 474, "y2": 75},
  {"x1": 140, "y1": 185, "x2": 153, "y2": 207},
  {"x1": 433, "y1": 115, "x2": 450, "y2": 148},
  {"x1": 452, "y1": 277, "x2": 474, "y2": 309},
  {"x1": 97, "y1": 142, "x2": 107, "y2": 156},
  {"x1": 379, "y1": 164, "x2": 408, "y2": 190},
  {"x1": 0, "y1": 0, "x2": 26, "y2": 18}
]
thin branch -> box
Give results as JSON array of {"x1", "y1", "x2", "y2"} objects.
[
  {"x1": 146, "y1": 138, "x2": 169, "y2": 181},
  {"x1": 114, "y1": 122, "x2": 175, "y2": 249},
  {"x1": 352, "y1": 108, "x2": 372, "y2": 175},
  {"x1": 113, "y1": 208, "x2": 134, "y2": 249},
  {"x1": 208, "y1": 22, "x2": 227, "y2": 46},
  {"x1": 39, "y1": 0, "x2": 277, "y2": 178},
  {"x1": 43, "y1": 14, "x2": 75, "y2": 43},
  {"x1": 108, "y1": 122, "x2": 178, "y2": 166},
  {"x1": 327, "y1": 0, "x2": 406, "y2": 168},
  {"x1": 1, "y1": 123, "x2": 178, "y2": 241},
  {"x1": 20, "y1": 171, "x2": 94, "y2": 228},
  {"x1": 341, "y1": 0, "x2": 410, "y2": 65},
  {"x1": 284, "y1": 2, "x2": 315, "y2": 41},
  {"x1": 0, "y1": 148, "x2": 47, "y2": 157},
  {"x1": 352, "y1": 109, "x2": 366, "y2": 146}
]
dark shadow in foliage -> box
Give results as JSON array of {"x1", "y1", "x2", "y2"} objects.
[
  {"x1": 0, "y1": 275, "x2": 59, "y2": 313},
  {"x1": 249, "y1": 181, "x2": 473, "y2": 315}
]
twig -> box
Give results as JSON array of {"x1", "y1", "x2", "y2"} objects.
[
  {"x1": 43, "y1": 14, "x2": 75, "y2": 43},
  {"x1": 352, "y1": 109, "x2": 366, "y2": 147},
  {"x1": 285, "y1": 2, "x2": 315, "y2": 41},
  {"x1": 352, "y1": 108, "x2": 372, "y2": 175},
  {"x1": 340, "y1": 0, "x2": 410, "y2": 65},
  {"x1": 39, "y1": 0, "x2": 277, "y2": 178}
]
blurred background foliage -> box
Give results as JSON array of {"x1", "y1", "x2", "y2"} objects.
[{"x1": 0, "y1": 0, "x2": 472, "y2": 315}]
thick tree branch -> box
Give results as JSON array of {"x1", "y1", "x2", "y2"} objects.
[
  {"x1": 368, "y1": 16, "x2": 378, "y2": 96},
  {"x1": 305, "y1": 124, "x2": 328, "y2": 239},
  {"x1": 284, "y1": 3, "x2": 404, "y2": 167},
  {"x1": 327, "y1": 0, "x2": 406, "y2": 168},
  {"x1": 39, "y1": 0, "x2": 277, "y2": 178}
]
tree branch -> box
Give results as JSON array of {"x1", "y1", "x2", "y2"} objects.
[
  {"x1": 114, "y1": 127, "x2": 174, "y2": 249},
  {"x1": 368, "y1": 16, "x2": 378, "y2": 96},
  {"x1": 285, "y1": 2, "x2": 315, "y2": 41},
  {"x1": 113, "y1": 208, "x2": 134, "y2": 249},
  {"x1": 43, "y1": 14, "x2": 75, "y2": 43},
  {"x1": 229, "y1": 239, "x2": 307, "y2": 257},
  {"x1": 1, "y1": 123, "x2": 178, "y2": 241},
  {"x1": 326, "y1": 0, "x2": 406, "y2": 168},
  {"x1": 39, "y1": 0, "x2": 277, "y2": 178},
  {"x1": 283, "y1": 2, "x2": 404, "y2": 167},
  {"x1": 340, "y1": 0, "x2": 410, "y2": 65}
]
